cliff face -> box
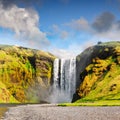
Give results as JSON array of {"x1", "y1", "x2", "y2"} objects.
[
  {"x1": 73, "y1": 41, "x2": 120, "y2": 102},
  {"x1": 0, "y1": 45, "x2": 55, "y2": 103}
]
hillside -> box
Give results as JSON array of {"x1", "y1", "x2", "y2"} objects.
[
  {"x1": 73, "y1": 41, "x2": 120, "y2": 103},
  {"x1": 0, "y1": 45, "x2": 55, "y2": 103}
]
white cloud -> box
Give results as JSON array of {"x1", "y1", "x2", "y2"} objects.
[
  {"x1": 50, "y1": 44, "x2": 83, "y2": 58},
  {"x1": 94, "y1": 24, "x2": 120, "y2": 41},
  {"x1": 66, "y1": 17, "x2": 90, "y2": 31},
  {"x1": 51, "y1": 49, "x2": 74, "y2": 58},
  {"x1": 92, "y1": 12, "x2": 115, "y2": 32},
  {"x1": 49, "y1": 12, "x2": 120, "y2": 58},
  {"x1": 89, "y1": 12, "x2": 120, "y2": 42},
  {"x1": 0, "y1": 3, "x2": 49, "y2": 48},
  {"x1": 65, "y1": 12, "x2": 120, "y2": 43},
  {"x1": 50, "y1": 24, "x2": 69, "y2": 40}
]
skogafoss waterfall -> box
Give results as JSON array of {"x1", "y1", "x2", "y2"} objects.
[{"x1": 50, "y1": 58, "x2": 76, "y2": 103}]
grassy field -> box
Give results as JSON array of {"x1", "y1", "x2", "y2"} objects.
[{"x1": 58, "y1": 100, "x2": 120, "y2": 106}]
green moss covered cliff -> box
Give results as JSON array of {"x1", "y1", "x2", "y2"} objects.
[
  {"x1": 0, "y1": 45, "x2": 55, "y2": 103},
  {"x1": 73, "y1": 41, "x2": 120, "y2": 102}
]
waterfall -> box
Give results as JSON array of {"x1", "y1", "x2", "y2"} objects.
[
  {"x1": 53, "y1": 59, "x2": 59, "y2": 89},
  {"x1": 51, "y1": 57, "x2": 76, "y2": 103}
]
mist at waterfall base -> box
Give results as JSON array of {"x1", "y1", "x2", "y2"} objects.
[
  {"x1": 25, "y1": 58, "x2": 76, "y2": 103},
  {"x1": 48, "y1": 58, "x2": 76, "y2": 103}
]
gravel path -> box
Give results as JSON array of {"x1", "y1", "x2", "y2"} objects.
[{"x1": 2, "y1": 104, "x2": 120, "y2": 120}]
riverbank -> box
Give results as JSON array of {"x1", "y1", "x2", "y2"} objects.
[
  {"x1": 0, "y1": 108, "x2": 8, "y2": 120},
  {"x1": 2, "y1": 104, "x2": 120, "y2": 120}
]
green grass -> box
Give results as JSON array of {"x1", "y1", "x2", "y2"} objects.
[
  {"x1": 58, "y1": 100, "x2": 120, "y2": 106},
  {"x1": 98, "y1": 41, "x2": 120, "y2": 47}
]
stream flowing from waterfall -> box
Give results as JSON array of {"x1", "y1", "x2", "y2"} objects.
[{"x1": 50, "y1": 58, "x2": 76, "y2": 103}]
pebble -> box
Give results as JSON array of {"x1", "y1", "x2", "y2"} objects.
[{"x1": 2, "y1": 105, "x2": 120, "y2": 120}]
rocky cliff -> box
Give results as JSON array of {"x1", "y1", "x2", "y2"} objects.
[
  {"x1": 0, "y1": 45, "x2": 55, "y2": 103},
  {"x1": 73, "y1": 41, "x2": 120, "y2": 102}
]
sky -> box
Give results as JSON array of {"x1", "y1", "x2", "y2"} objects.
[{"x1": 0, "y1": 0, "x2": 120, "y2": 58}]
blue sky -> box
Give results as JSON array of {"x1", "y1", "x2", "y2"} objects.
[{"x1": 0, "y1": 0, "x2": 120, "y2": 58}]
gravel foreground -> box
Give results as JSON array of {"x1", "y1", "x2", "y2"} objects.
[{"x1": 2, "y1": 104, "x2": 120, "y2": 120}]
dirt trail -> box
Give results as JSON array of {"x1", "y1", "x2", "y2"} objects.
[{"x1": 2, "y1": 104, "x2": 120, "y2": 120}]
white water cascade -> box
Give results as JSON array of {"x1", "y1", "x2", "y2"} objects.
[{"x1": 51, "y1": 58, "x2": 76, "y2": 103}]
